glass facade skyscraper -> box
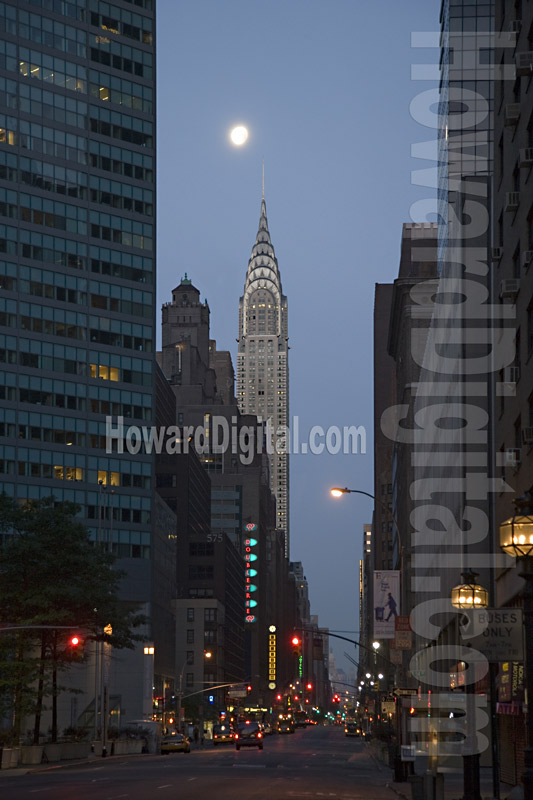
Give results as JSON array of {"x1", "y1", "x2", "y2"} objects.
[{"x1": 0, "y1": 0, "x2": 155, "y2": 565}]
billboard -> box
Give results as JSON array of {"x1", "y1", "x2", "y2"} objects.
[{"x1": 373, "y1": 571, "x2": 400, "y2": 639}]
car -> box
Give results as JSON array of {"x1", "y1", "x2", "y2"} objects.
[
  {"x1": 213, "y1": 723, "x2": 235, "y2": 745},
  {"x1": 276, "y1": 714, "x2": 295, "y2": 734},
  {"x1": 345, "y1": 722, "x2": 361, "y2": 737},
  {"x1": 235, "y1": 721, "x2": 263, "y2": 750},
  {"x1": 161, "y1": 732, "x2": 191, "y2": 754}
]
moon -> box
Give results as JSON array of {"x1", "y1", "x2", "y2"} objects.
[{"x1": 230, "y1": 125, "x2": 249, "y2": 146}]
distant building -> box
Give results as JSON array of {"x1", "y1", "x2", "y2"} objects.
[
  {"x1": 237, "y1": 188, "x2": 290, "y2": 555},
  {"x1": 159, "y1": 276, "x2": 295, "y2": 702}
]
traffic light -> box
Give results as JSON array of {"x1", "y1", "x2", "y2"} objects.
[
  {"x1": 64, "y1": 634, "x2": 84, "y2": 662},
  {"x1": 247, "y1": 685, "x2": 252, "y2": 695},
  {"x1": 291, "y1": 635, "x2": 300, "y2": 650},
  {"x1": 276, "y1": 694, "x2": 282, "y2": 702},
  {"x1": 306, "y1": 682, "x2": 312, "y2": 690}
]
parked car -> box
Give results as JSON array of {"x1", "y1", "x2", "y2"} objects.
[
  {"x1": 161, "y1": 732, "x2": 190, "y2": 754},
  {"x1": 235, "y1": 721, "x2": 263, "y2": 750},
  {"x1": 213, "y1": 723, "x2": 235, "y2": 745}
]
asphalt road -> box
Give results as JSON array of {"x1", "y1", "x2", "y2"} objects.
[{"x1": 1, "y1": 726, "x2": 400, "y2": 800}]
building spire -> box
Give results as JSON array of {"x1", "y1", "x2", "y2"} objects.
[{"x1": 262, "y1": 159, "x2": 265, "y2": 201}]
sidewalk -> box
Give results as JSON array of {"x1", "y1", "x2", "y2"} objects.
[{"x1": 387, "y1": 767, "x2": 520, "y2": 800}]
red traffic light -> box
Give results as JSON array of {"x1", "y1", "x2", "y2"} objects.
[
  {"x1": 247, "y1": 685, "x2": 252, "y2": 693},
  {"x1": 306, "y1": 683, "x2": 312, "y2": 690},
  {"x1": 69, "y1": 635, "x2": 81, "y2": 647},
  {"x1": 291, "y1": 636, "x2": 300, "y2": 647},
  {"x1": 276, "y1": 694, "x2": 282, "y2": 701}
]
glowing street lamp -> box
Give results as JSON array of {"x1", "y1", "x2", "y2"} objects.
[
  {"x1": 450, "y1": 571, "x2": 489, "y2": 609},
  {"x1": 450, "y1": 573, "x2": 488, "y2": 800}
]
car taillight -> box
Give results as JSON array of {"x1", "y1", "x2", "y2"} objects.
[{"x1": 235, "y1": 734, "x2": 239, "y2": 739}]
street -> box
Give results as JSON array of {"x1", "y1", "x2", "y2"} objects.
[{"x1": 0, "y1": 726, "x2": 400, "y2": 800}]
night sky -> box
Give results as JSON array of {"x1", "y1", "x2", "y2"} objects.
[{"x1": 156, "y1": 0, "x2": 440, "y2": 672}]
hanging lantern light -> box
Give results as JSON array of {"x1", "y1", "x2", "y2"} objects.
[
  {"x1": 450, "y1": 571, "x2": 489, "y2": 609},
  {"x1": 499, "y1": 493, "x2": 533, "y2": 558}
]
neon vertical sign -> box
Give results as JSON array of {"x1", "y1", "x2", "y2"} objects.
[
  {"x1": 268, "y1": 625, "x2": 276, "y2": 688},
  {"x1": 244, "y1": 523, "x2": 258, "y2": 623}
]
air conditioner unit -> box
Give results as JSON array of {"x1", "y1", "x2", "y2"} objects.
[
  {"x1": 519, "y1": 148, "x2": 533, "y2": 167},
  {"x1": 491, "y1": 247, "x2": 503, "y2": 261},
  {"x1": 505, "y1": 104, "x2": 521, "y2": 125},
  {"x1": 500, "y1": 278, "x2": 521, "y2": 298},
  {"x1": 505, "y1": 191, "x2": 520, "y2": 212},
  {"x1": 516, "y1": 52, "x2": 533, "y2": 76},
  {"x1": 505, "y1": 448, "x2": 522, "y2": 466},
  {"x1": 509, "y1": 20, "x2": 522, "y2": 36},
  {"x1": 505, "y1": 365, "x2": 520, "y2": 383},
  {"x1": 522, "y1": 251, "x2": 533, "y2": 267},
  {"x1": 522, "y1": 427, "x2": 533, "y2": 446}
]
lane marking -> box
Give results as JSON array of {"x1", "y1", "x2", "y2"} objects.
[
  {"x1": 157, "y1": 785, "x2": 172, "y2": 789},
  {"x1": 188, "y1": 777, "x2": 197, "y2": 781}
]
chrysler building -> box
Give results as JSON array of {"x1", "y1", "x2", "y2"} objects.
[{"x1": 237, "y1": 184, "x2": 290, "y2": 555}]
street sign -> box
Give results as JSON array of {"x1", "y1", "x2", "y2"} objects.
[
  {"x1": 231, "y1": 690, "x2": 247, "y2": 698},
  {"x1": 395, "y1": 615, "x2": 411, "y2": 631},
  {"x1": 460, "y1": 608, "x2": 523, "y2": 662},
  {"x1": 390, "y1": 648, "x2": 403, "y2": 664},
  {"x1": 395, "y1": 630, "x2": 412, "y2": 650},
  {"x1": 401, "y1": 745, "x2": 416, "y2": 762}
]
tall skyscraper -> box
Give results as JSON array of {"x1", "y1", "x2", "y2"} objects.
[
  {"x1": 237, "y1": 184, "x2": 290, "y2": 555},
  {"x1": 0, "y1": 0, "x2": 159, "y2": 723}
]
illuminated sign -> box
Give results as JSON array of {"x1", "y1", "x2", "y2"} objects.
[
  {"x1": 299, "y1": 654, "x2": 303, "y2": 678},
  {"x1": 268, "y1": 629, "x2": 276, "y2": 685},
  {"x1": 245, "y1": 525, "x2": 258, "y2": 623}
]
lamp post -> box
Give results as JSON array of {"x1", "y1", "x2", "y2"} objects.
[
  {"x1": 331, "y1": 487, "x2": 403, "y2": 776},
  {"x1": 330, "y1": 487, "x2": 400, "y2": 535},
  {"x1": 176, "y1": 661, "x2": 187, "y2": 735},
  {"x1": 451, "y1": 571, "x2": 488, "y2": 800},
  {"x1": 499, "y1": 493, "x2": 533, "y2": 800}
]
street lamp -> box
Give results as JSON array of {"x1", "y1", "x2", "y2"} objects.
[
  {"x1": 450, "y1": 571, "x2": 489, "y2": 609},
  {"x1": 499, "y1": 493, "x2": 533, "y2": 799},
  {"x1": 450, "y1": 572, "x2": 488, "y2": 800},
  {"x1": 331, "y1": 486, "x2": 404, "y2": 779}
]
